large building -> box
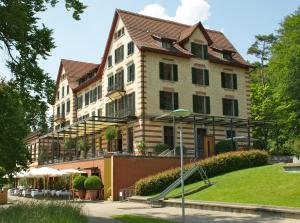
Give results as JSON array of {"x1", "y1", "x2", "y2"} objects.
[{"x1": 25, "y1": 9, "x2": 259, "y2": 200}]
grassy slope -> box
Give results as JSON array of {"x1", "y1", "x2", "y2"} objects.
[
  {"x1": 112, "y1": 215, "x2": 177, "y2": 223},
  {"x1": 164, "y1": 164, "x2": 300, "y2": 208}
]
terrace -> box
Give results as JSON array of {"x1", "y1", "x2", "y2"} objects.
[{"x1": 36, "y1": 113, "x2": 277, "y2": 165}]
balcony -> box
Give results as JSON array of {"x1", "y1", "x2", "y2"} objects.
[
  {"x1": 53, "y1": 114, "x2": 65, "y2": 123},
  {"x1": 106, "y1": 82, "x2": 125, "y2": 99}
]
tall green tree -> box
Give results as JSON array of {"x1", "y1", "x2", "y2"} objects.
[
  {"x1": 268, "y1": 7, "x2": 300, "y2": 150},
  {"x1": 0, "y1": 81, "x2": 30, "y2": 173},
  {"x1": 249, "y1": 7, "x2": 300, "y2": 154},
  {"x1": 0, "y1": 0, "x2": 86, "y2": 130},
  {"x1": 247, "y1": 34, "x2": 277, "y2": 85}
]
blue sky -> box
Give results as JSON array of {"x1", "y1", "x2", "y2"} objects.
[{"x1": 1, "y1": 0, "x2": 299, "y2": 80}]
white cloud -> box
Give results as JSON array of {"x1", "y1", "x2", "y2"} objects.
[{"x1": 139, "y1": 0, "x2": 211, "y2": 25}]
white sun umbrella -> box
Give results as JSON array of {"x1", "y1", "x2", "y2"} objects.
[
  {"x1": 60, "y1": 169, "x2": 86, "y2": 175},
  {"x1": 27, "y1": 167, "x2": 65, "y2": 194}
]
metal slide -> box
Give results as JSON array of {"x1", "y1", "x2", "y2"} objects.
[{"x1": 147, "y1": 163, "x2": 211, "y2": 204}]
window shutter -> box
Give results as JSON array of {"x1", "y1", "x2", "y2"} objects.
[
  {"x1": 204, "y1": 69, "x2": 209, "y2": 86},
  {"x1": 193, "y1": 95, "x2": 197, "y2": 113},
  {"x1": 132, "y1": 63, "x2": 135, "y2": 81},
  {"x1": 132, "y1": 92, "x2": 135, "y2": 112},
  {"x1": 222, "y1": 98, "x2": 227, "y2": 115},
  {"x1": 127, "y1": 65, "x2": 130, "y2": 82},
  {"x1": 233, "y1": 74, "x2": 237, "y2": 89},
  {"x1": 159, "y1": 91, "x2": 164, "y2": 109},
  {"x1": 234, "y1": 99, "x2": 239, "y2": 116},
  {"x1": 173, "y1": 92, "x2": 179, "y2": 110},
  {"x1": 173, "y1": 64, "x2": 178, "y2": 81},
  {"x1": 221, "y1": 72, "x2": 226, "y2": 88},
  {"x1": 98, "y1": 86, "x2": 101, "y2": 99},
  {"x1": 205, "y1": 96, "x2": 210, "y2": 114},
  {"x1": 121, "y1": 45, "x2": 124, "y2": 60},
  {"x1": 159, "y1": 62, "x2": 164, "y2": 79},
  {"x1": 192, "y1": 68, "x2": 196, "y2": 84},
  {"x1": 203, "y1": 45, "x2": 208, "y2": 59}
]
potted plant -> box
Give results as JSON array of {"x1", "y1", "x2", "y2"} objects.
[
  {"x1": 73, "y1": 175, "x2": 87, "y2": 199},
  {"x1": 136, "y1": 139, "x2": 146, "y2": 156},
  {"x1": 76, "y1": 138, "x2": 89, "y2": 158},
  {"x1": 84, "y1": 175, "x2": 102, "y2": 200},
  {"x1": 63, "y1": 138, "x2": 74, "y2": 161},
  {"x1": 105, "y1": 126, "x2": 118, "y2": 152}
]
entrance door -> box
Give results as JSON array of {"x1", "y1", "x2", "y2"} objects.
[
  {"x1": 196, "y1": 128, "x2": 206, "y2": 158},
  {"x1": 117, "y1": 130, "x2": 122, "y2": 152},
  {"x1": 127, "y1": 127, "x2": 133, "y2": 153},
  {"x1": 163, "y1": 126, "x2": 174, "y2": 150}
]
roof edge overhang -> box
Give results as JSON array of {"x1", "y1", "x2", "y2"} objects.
[
  {"x1": 140, "y1": 46, "x2": 192, "y2": 58},
  {"x1": 96, "y1": 10, "x2": 119, "y2": 79},
  {"x1": 209, "y1": 56, "x2": 251, "y2": 69}
]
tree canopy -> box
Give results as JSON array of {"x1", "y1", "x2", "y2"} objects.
[
  {"x1": 0, "y1": 0, "x2": 85, "y2": 171},
  {"x1": 249, "y1": 7, "x2": 300, "y2": 154},
  {"x1": 0, "y1": 0, "x2": 86, "y2": 130},
  {"x1": 0, "y1": 81, "x2": 30, "y2": 173}
]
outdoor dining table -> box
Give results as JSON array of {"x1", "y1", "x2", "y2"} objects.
[
  {"x1": 55, "y1": 190, "x2": 72, "y2": 197},
  {"x1": 31, "y1": 190, "x2": 43, "y2": 198},
  {"x1": 22, "y1": 189, "x2": 31, "y2": 197}
]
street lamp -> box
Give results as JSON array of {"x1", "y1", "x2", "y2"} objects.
[{"x1": 170, "y1": 109, "x2": 191, "y2": 223}]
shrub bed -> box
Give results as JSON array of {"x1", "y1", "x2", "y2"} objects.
[
  {"x1": 0, "y1": 201, "x2": 87, "y2": 223},
  {"x1": 135, "y1": 150, "x2": 269, "y2": 196}
]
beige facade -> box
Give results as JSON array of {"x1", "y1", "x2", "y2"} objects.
[{"x1": 30, "y1": 9, "x2": 252, "y2": 162}]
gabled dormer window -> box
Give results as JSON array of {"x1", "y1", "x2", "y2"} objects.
[
  {"x1": 223, "y1": 52, "x2": 232, "y2": 60},
  {"x1": 162, "y1": 40, "x2": 172, "y2": 49},
  {"x1": 191, "y1": 42, "x2": 208, "y2": 59}
]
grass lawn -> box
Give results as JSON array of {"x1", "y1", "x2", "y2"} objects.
[
  {"x1": 0, "y1": 201, "x2": 88, "y2": 223},
  {"x1": 112, "y1": 215, "x2": 177, "y2": 223},
  {"x1": 162, "y1": 164, "x2": 300, "y2": 208}
]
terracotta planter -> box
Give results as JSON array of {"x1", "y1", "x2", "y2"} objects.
[
  {"x1": 86, "y1": 190, "x2": 98, "y2": 200},
  {"x1": 77, "y1": 189, "x2": 86, "y2": 199}
]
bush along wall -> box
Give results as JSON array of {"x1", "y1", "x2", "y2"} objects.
[{"x1": 135, "y1": 150, "x2": 269, "y2": 196}]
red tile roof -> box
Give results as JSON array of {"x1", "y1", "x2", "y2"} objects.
[
  {"x1": 116, "y1": 9, "x2": 250, "y2": 68},
  {"x1": 56, "y1": 59, "x2": 99, "y2": 91}
]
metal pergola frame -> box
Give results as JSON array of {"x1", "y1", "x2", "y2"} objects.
[
  {"x1": 152, "y1": 113, "x2": 277, "y2": 158},
  {"x1": 37, "y1": 115, "x2": 136, "y2": 165}
]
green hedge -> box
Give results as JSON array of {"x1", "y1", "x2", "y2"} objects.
[{"x1": 135, "y1": 150, "x2": 269, "y2": 196}]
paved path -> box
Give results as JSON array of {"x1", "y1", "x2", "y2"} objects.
[
  {"x1": 7, "y1": 196, "x2": 300, "y2": 223},
  {"x1": 83, "y1": 201, "x2": 300, "y2": 223}
]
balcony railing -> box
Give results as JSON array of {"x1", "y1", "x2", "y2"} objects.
[
  {"x1": 106, "y1": 82, "x2": 125, "y2": 98},
  {"x1": 53, "y1": 114, "x2": 65, "y2": 123},
  {"x1": 106, "y1": 108, "x2": 135, "y2": 118}
]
